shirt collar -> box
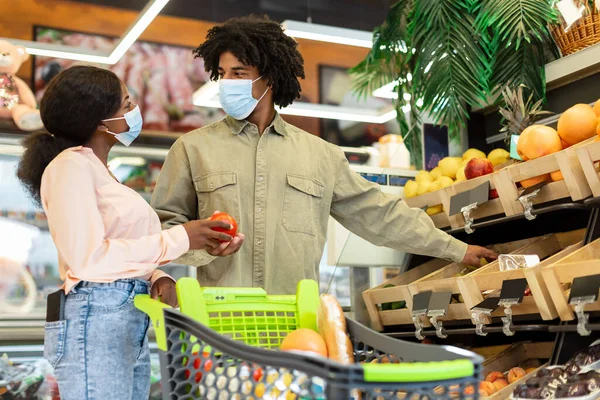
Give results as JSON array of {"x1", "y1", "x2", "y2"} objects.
[{"x1": 226, "y1": 112, "x2": 288, "y2": 137}]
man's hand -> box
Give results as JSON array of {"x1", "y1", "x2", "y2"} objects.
[
  {"x1": 208, "y1": 233, "x2": 245, "y2": 257},
  {"x1": 462, "y1": 245, "x2": 498, "y2": 267},
  {"x1": 151, "y1": 277, "x2": 178, "y2": 307}
]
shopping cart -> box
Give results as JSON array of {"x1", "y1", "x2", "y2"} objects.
[{"x1": 135, "y1": 278, "x2": 482, "y2": 400}]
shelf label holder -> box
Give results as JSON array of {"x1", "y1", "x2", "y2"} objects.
[
  {"x1": 518, "y1": 180, "x2": 549, "y2": 220},
  {"x1": 449, "y1": 181, "x2": 490, "y2": 234},
  {"x1": 427, "y1": 292, "x2": 452, "y2": 339},
  {"x1": 411, "y1": 291, "x2": 432, "y2": 340},
  {"x1": 471, "y1": 297, "x2": 501, "y2": 336},
  {"x1": 568, "y1": 274, "x2": 600, "y2": 336},
  {"x1": 498, "y1": 278, "x2": 528, "y2": 336}
]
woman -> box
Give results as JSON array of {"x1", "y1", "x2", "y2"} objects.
[{"x1": 17, "y1": 66, "x2": 239, "y2": 399}]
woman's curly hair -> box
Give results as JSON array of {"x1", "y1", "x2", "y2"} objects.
[{"x1": 193, "y1": 15, "x2": 305, "y2": 108}]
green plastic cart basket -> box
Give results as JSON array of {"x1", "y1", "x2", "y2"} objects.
[{"x1": 135, "y1": 278, "x2": 482, "y2": 400}]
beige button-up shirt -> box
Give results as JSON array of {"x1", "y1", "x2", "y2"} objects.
[{"x1": 151, "y1": 114, "x2": 468, "y2": 294}]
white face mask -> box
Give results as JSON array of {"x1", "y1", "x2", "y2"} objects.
[
  {"x1": 219, "y1": 76, "x2": 269, "y2": 120},
  {"x1": 102, "y1": 105, "x2": 143, "y2": 146}
]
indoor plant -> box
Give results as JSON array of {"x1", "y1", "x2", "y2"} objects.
[{"x1": 350, "y1": 0, "x2": 559, "y2": 168}]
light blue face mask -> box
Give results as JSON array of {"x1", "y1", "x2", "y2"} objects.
[
  {"x1": 102, "y1": 105, "x2": 143, "y2": 146},
  {"x1": 219, "y1": 77, "x2": 269, "y2": 120}
]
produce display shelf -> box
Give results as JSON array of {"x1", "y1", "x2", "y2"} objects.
[{"x1": 385, "y1": 322, "x2": 600, "y2": 339}]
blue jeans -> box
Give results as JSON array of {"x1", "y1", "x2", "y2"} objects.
[{"x1": 43, "y1": 279, "x2": 151, "y2": 400}]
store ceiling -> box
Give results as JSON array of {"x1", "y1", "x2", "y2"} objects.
[{"x1": 69, "y1": 0, "x2": 393, "y2": 31}]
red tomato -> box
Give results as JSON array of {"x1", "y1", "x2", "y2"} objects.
[
  {"x1": 253, "y1": 367, "x2": 264, "y2": 382},
  {"x1": 209, "y1": 212, "x2": 238, "y2": 241}
]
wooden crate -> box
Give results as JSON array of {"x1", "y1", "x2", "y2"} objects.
[
  {"x1": 458, "y1": 230, "x2": 585, "y2": 322},
  {"x1": 541, "y1": 236, "x2": 600, "y2": 321},
  {"x1": 404, "y1": 187, "x2": 452, "y2": 229},
  {"x1": 481, "y1": 342, "x2": 553, "y2": 400},
  {"x1": 499, "y1": 138, "x2": 593, "y2": 216},
  {"x1": 445, "y1": 172, "x2": 515, "y2": 229},
  {"x1": 362, "y1": 237, "x2": 549, "y2": 331},
  {"x1": 576, "y1": 138, "x2": 600, "y2": 197}
]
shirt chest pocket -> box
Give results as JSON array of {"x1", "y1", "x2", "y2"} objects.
[
  {"x1": 194, "y1": 172, "x2": 241, "y2": 222},
  {"x1": 282, "y1": 174, "x2": 324, "y2": 236}
]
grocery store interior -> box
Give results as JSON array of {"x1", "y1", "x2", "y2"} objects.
[{"x1": 1, "y1": 0, "x2": 600, "y2": 399}]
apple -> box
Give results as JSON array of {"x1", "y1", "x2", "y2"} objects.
[{"x1": 464, "y1": 158, "x2": 494, "y2": 180}]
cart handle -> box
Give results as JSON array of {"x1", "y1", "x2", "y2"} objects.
[
  {"x1": 134, "y1": 294, "x2": 171, "y2": 351},
  {"x1": 362, "y1": 359, "x2": 474, "y2": 383}
]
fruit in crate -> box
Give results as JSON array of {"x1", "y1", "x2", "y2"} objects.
[
  {"x1": 594, "y1": 98, "x2": 600, "y2": 117},
  {"x1": 426, "y1": 205, "x2": 443, "y2": 216},
  {"x1": 493, "y1": 379, "x2": 509, "y2": 391},
  {"x1": 430, "y1": 167, "x2": 443, "y2": 180},
  {"x1": 508, "y1": 367, "x2": 527, "y2": 383},
  {"x1": 415, "y1": 170, "x2": 433, "y2": 183},
  {"x1": 438, "y1": 157, "x2": 463, "y2": 179},
  {"x1": 480, "y1": 381, "x2": 497, "y2": 396},
  {"x1": 557, "y1": 103, "x2": 598, "y2": 146},
  {"x1": 485, "y1": 371, "x2": 505, "y2": 383},
  {"x1": 455, "y1": 164, "x2": 467, "y2": 182},
  {"x1": 550, "y1": 170, "x2": 564, "y2": 182},
  {"x1": 404, "y1": 180, "x2": 418, "y2": 198},
  {"x1": 464, "y1": 158, "x2": 494, "y2": 180},
  {"x1": 520, "y1": 174, "x2": 550, "y2": 189},
  {"x1": 463, "y1": 148, "x2": 487, "y2": 161},
  {"x1": 417, "y1": 180, "x2": 432, "y2": 195},
  {"x1": 487, "y1": 148, "x2": 510, "y2": 167},
  {"x1": 437, "y1": 176, "x2": 454, "y2": 188},
  {"x1": 280, "y1": 328, "x2": 327, "y2": 357},
  {"x1": 517, "y1": 125, "x2": 563, "y2": 160}
]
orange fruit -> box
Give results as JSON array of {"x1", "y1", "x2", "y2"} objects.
[
  {"x1": 521, "y1": 174, "x2": 550, "y2": 189},
  {"x1": 517, "y1": 125, "x2": 562, "y2": 160},
  {"x1": 550, "y1": 170, "x2": 564, "y2": 182},
  {"x1": 558, "y1": 104, "x2": 598, "y2": 146},
  {"x1": 280, "y1": 329, "x2": 328, "y2": 357},
  {"x1": 594, "y1": 99, "x2": 600, "y2": 117}
]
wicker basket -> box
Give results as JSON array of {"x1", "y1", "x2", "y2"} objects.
[{"x1": 550, "y1": 1, "x2": 600, "y2": 56}]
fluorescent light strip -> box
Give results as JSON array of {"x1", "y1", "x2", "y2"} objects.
[
  {"x1": 282, "y1": 20, "x2": 373, "y2": 48},
  {"x1": 2, "y1": 0, "x2": 168, "y2": 65}
]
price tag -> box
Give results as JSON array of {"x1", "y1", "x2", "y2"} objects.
[
  {"x1": 518, "y1": 179, "x2": 549, "y2": 199},
  {"x1": 427, "y1": 292, "x2": 452, "y2": 316},
  {"x1": 499, "y1": 278, "x2": 528, "y2": 304},
  {"x1": 510, "y1": 134, "x2": 522, "y2": 161},
  {"x1": 449, "y1": 181, "x2": 491, "y2": 216},
  {"x1": 568, "y1": 274, "x2": 600, "y2": 303},
  {"x1": 556, "y1": 0, "x2": 584, "y2": 28},
  {"x1": 471, "y1": 297, "x2": 501, "y2": 313},
  {"x1": 412, "y1": 291, "x2": 432, "y2": 315}
]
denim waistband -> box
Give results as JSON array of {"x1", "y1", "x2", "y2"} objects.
[{"x1": 72, "y1": 278, "x2": 149, "y2": 294}]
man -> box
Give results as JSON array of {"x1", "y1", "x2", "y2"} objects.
[{"x1": 151, "y1": 16, "x2": 496, "y2": 294}]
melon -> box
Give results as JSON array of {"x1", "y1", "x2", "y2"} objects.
[
  {"x1": 520, "y1": 174, "x2": 550, "y2": 189},
  {"x1": 517, "y1": 125, "x2": 562, "y2": 160},
  {"x1": 280, "y1": 329, "x2": 327, "y2": 357},
  {"x1": 557, "y1": 104, "x2": 597, "y2": 146}
]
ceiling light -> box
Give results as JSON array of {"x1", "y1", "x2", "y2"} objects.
[
  {"x1": 192, "y1": 82, "x2": 396, "y2": 123},
  {"x1": 282, "y1": 20, "x2": 373, "y2": 48},
  {"x1": 1, "y1": 0, "x2": 169, "y2": 65}
]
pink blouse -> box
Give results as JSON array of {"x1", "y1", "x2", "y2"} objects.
[{"x1": 40, "y1": 147, "x2": 190, "y2": 294}]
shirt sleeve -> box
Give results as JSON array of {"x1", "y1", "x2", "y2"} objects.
[
  {"x1": 329, "y1": 147, "x2": 468, "y2": 263},
  {"x1": 151, "y1": 140, "x2": 217, "y2": 266},
  {"x1": 41, "y1": 156, "x2": 190, "y2": 281}
]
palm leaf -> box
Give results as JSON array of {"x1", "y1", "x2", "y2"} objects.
[
  {"x1": 411, "y1": 0, "x2": 487, "y2": 139},
  {"x1": 476, "y1": 0, "x2": 558, "y2": 50}
]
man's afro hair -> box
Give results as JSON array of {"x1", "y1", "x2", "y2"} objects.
[{"x1": 193, "y1": 15, "x2": 306, "y2": 108}]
